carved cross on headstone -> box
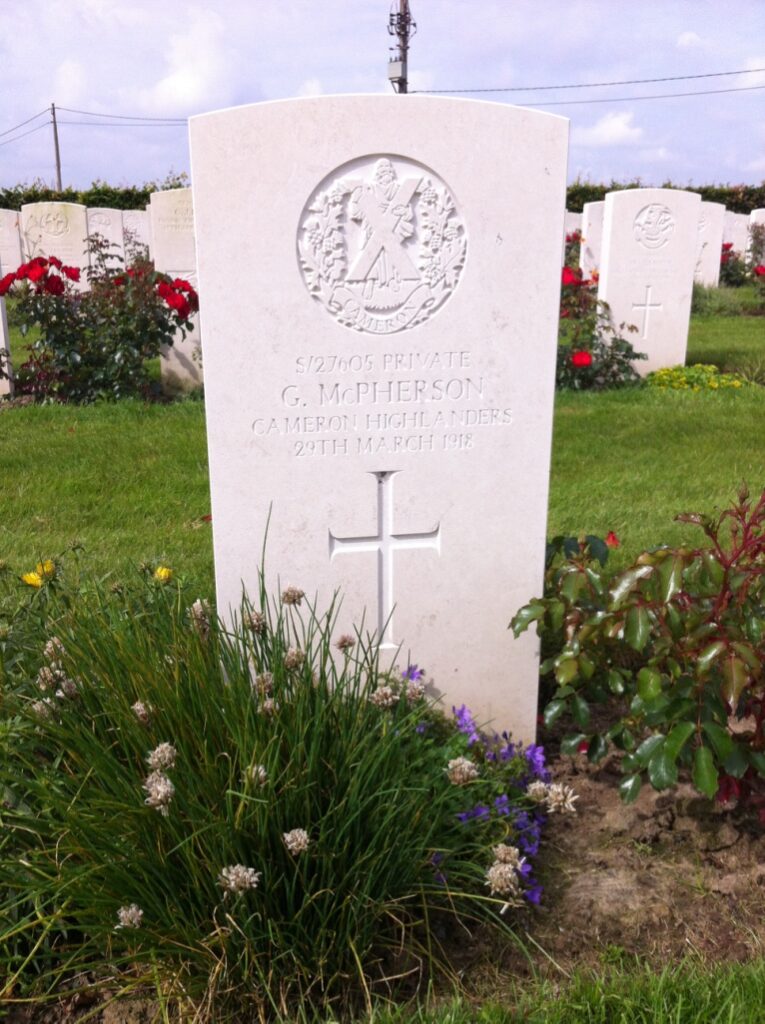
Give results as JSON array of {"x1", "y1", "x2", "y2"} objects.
[
  {"x1": 328, "y1": 470, "x2": 441, "y2": 649},
  {"x1": 631, "y1": 284, "x2": 663, "y2": 340}
]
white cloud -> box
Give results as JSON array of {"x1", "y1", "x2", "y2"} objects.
[
  {"x1": 638, "y1": 146, "x2": 673, "y2": 163},
  {"x1": 54, "y1": 59, "x2": 87, "y2": 106},
  {"x1": 572, "y1": 112, "x2": 643, "y2": 148},
  {"x1": 676, "y1": 31, "x2": 702, "y2": 48}
]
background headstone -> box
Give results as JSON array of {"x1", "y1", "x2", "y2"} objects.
[
  {"x1": 189, "y1": 95, "x2": 569, "y2": 740},
  {"x1": 723, "y1": 210, "x2": 749, "y2": 256},
  {"x1": 579, "y1": 200, "x2": 604, "y2": 278},
  {"x1": 694, "y1": 201, "x2": 725, "y2": 287},
  {"x1": 597, "y1": 187, "x2": 700, "y2": 374},
  {"x1": 750, "y1": 209, "x2": 765, "y2": 260},
  {"x1": 149, "y1": 188, "x2": 202, "y2": 391},
  {"x1": 564, "y1": 210, "x2": 582, "y2": 237},
  {"x1": 20, "y1": 202, "x2": 89, "y2": 290},
  {"x1": 123, "y1": 209, "x2": 152, "y2": 258},
  {"x1": 87, "y1": 207, "x2": 125, "y2": 267},
  {"x1": 0, "y1": 211, "x2": 18, "y2": 397}
]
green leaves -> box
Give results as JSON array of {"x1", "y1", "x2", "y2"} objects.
[
  {"x1": 693, "y1": 746, "x2": 719, "y2": 798},
  {"x1": 624, "y1": 606, "x2": 651, "y2": 652}
]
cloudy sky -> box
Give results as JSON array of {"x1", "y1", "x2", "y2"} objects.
[{"x1": 1, "y1": 0, "x2": 764, "y2": 190}]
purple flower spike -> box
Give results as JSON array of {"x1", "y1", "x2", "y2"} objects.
[
  {"x1": 403, "y1": 664, "x2": 425, "y2": 681},
  {"x1": 524, "y1": 883, "x2": 543, "y2": 905},
  {"x1": 524, "y1": 743, "x2": 548, "y2": 779},
  {"x1": 453, "y1": 704, "x2": 482, "y2": 746}
]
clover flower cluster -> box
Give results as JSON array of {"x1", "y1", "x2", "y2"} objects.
[
  {"x1": 142, "y1": 743, "x2": 177, "y2": 817},
  {"x1": 132, "y1": 701, "x2": 152, "y2": 725},
  {"x1": 218, "y1": 864, "x2": 262, "y2": 895},
  {"x1": 284, "y1": 648, "x2": 305, "y2": 671},
  {"x1": 245, "y1": 610, "x2": 267, "y2": 634},
  {"x1": 245, "y1": 764, "x2": 268, "y2": 786},
  {"x1": 188, "y1": 598, "x2": 211, "y2": 639},
  {"x1": 283, "y1": 828, "x2": 310, "y2": 855},
  {"x1": 35, "y1": 637, "x2": 79, "y2": 703},
  {"x1": 281, "y1": 586, "x2": 305, "y2": 606},
  {"x1": 116, "y1": 903, "x2": 144, "y2": 930},
  {"x1": 526, "y1": 780, "x2": 578, "y2": 814},
  {"x1": 369, "y1": 685, "x2": 398, "y2": 709},
  {"x1": 446, "y1": 756, "x2": 480, "y2": 785}
]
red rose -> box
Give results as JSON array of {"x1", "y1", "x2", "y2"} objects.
[
  {"x1": 754, "y1": 265, "x2": 765, "y2": 277},
  {"x1": 163, "y1": 290, "x2": 190, "y2": 319},
  {"x1": 62, "y1": 266, "x2": 80, "y2": 282},
  {"x1": 156, "y1": 279, "x2": 173, "y2": 299},
  {"x1": 571, "y1": 350, "x2": 592, "y2": 368},
  {"x1": 172, "y1": 278, "x2": 193, "y2": 292},
  {"x1": 112, "y1": 275, "x2": 126, "y2": 287},
  {"x1": 0, "y1": 272, "x2": 16, "y2": 295},
  {"x1": 562, "y1": 266, "x2": 582, "y2": 287},
  {"x1": 722, "y1": 242, "x2": 733, "y2": 252},
  {"x1": 48, "y1": 256, "x2": 63, "y2": 269},
  {"x1": 605, "y1": 531, "x2": 620, "y2": 548},
  {"x1": 44, "y1": 274, "x2": 65, "y2": 295},
  {"x1": 26, "y1": 263, "x2": 47, "y2": 283}
]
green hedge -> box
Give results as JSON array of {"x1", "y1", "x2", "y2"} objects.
[
  {"x1": 2, "y1": 175, "x2": 763, "y2": 214},
  {"x1": 0, "y1": 173, "x2": 188, "y2": 211},
  {"x1": 566, "y1": 178, "x2": 765, "y2": 213}
]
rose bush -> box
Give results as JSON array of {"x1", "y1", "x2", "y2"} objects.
[{"x1": 2, "y1": 239, "x2": 198, "y2": 403}]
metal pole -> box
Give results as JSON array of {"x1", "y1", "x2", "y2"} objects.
[
  {"x1": 51, "y1": 103, "x2": 62, "y2": 191},
  {"x1": 388, "y1": 1, "x2": 416, "y2": 94}
]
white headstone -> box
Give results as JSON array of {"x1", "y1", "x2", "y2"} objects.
[
  {"x1": 0, "y1": 210, "x2": 21, "y2": 397},
  {"x1": 189, "y1": 95, "x2": 569, "y2": 740},
  {"x1": 122, "y1": 209, "x2": 152, "y2": 258},
  {"x1": 579, "y1": 200, "x2": 604, "y2": 279},
  {"x1": 20, "y1": 202, "x2": 89, "y2": 290},
  {"x1": 723, "y1": 210, "x2": 749, "y2": 255},
  {"x1": 750, "y1": 209, "x2": 765, "y2": 261},
  {"x1": 597, "y1": 188, "x2": 700, "y2": 374},
  {"x1": 0, "y1": 209, "x2": 22, "y2": 275},
  {"x1": 149, "y1": 188, "x2": 202, "y2": 390},
  {"x1": 564, "y1": 210, "x2": 582, "y2": 237},
  {"x1": 694, "y1": 201, "x2": 725, "y2": 287},
  {"x1": 87, "y1": 207, "x2": 125, "y2": 267}
]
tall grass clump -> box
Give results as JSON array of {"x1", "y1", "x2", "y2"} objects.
[{"x1": 0, "y1": 559, "x2": 570, "y2": 1020}]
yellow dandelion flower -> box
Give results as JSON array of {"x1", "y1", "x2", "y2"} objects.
[
  {"x1": 22, "y1": 571, "x2": 44, "y2": 588},
  {"x1": 154, "y1": 565, "x2": 173, "y2": 584},
  {"x1": 36, "y1": 559, "x2": 56, "y2": 580}
]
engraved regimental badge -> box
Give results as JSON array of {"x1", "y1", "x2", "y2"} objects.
[
  {"x1": 298, "y1": 155, "x2": 466, "y2": 334},
  {"x1": 632, "y1": 204, "x2": 675, "y2": 251}
]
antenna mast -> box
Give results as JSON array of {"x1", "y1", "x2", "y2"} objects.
[{"x1": 388, "y1": 1, "x2": 416, "y2": 94}]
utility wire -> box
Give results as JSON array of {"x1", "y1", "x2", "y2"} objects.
[
  {"x1": 514, "y1": 82, "x2": 765, "y2": 107},
  {"x1": 413, "y1": 65, "x2": 765, "y2": 95},
  {"x1": 57, "y1": 106, "x2": 186, "y2": 123},
  {"x1": 0, "y1": 122, "x2": 51, "y2": 148},
  {"x1": 0, "y1": 107, "x2": 49, "y2": 138},
  {"x1": 57, "y1": 120, "x2": 186, "y2": 127}
]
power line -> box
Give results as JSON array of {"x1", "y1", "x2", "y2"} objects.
[
  {"x1": 57, "y1": 105, "x2": 186, "y2": 123},
  {"x1": 57, "y1": 120, "x2": 186, "y2": 127},
  {"x1": 0, "y1": 122, "x2": 50, "y2": 148},
  {"x1": 413, "y1": 65, "x2": 765, "y2": 95},
  {"x1": 514, "y1": 82, "x2": 765, "y2": 107},
  {"x1": 0, "y1": 108, "x2": 49, "y2": 138}
]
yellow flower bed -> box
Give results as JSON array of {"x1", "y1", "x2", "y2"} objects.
[{"x1": 646, "y1": 364, "x2": 748, "y2": 392}]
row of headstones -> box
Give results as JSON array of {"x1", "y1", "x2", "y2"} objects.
[
  {"x1": 0, "y1": 189, "x2": 202, "y2": 396},
  {"x1": 564, "y1": 195, "x2": 765, "y2": 372},
  {"x1": 566, "y1": 202, "x2": 764, "y2": 283}
]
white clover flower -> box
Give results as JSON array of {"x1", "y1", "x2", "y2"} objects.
[
  {"x1": 30, "y1": 697, "x2": 55, "y2": 720},
  {"x1": 143, "y1": 770, "x2": 175, "y2": 816},
  {"x1": 281, "y1": 586, "x2": 305, "y2": 606},
  {"x1": 259, "y1": 697, "x2": 279, "y2": 717},
  {"x1": 147, "y1": 742, "x2": 177, "y2": 771},
  {"x1": 43, "y1": 637, "x2": 65, "y2": 663},
  {"x1": 284, "y1": 648, "x2": 305, "y2": 671},
  {"x1": 526, "y1": 780, "x2": 549, "y2": 804},
  {"x1": 218, "y1": 864, "x2": 262, "y2": 895},
  {"x1": 492, "y1": 843, "x2": 525, "y2": 869},
  {"x1": 245, "y1": 764, "x2": 268, "y2": 786},
  {"x1": 245, "y1": 610, "x2": 266, "y2": 634},
  {"x1": 252, "y1": 672, "x2": 273, "y2": 696},
  {"x1": 369, "y1": 685, "x2": 398, "y2": 709},
  {"x1": 545, "y1": 782, "x2": 579, "y2": 814},
  {"x1": 132, "y1": 700, "x2": 151, "y2": 725},
  {"x1": 188, "y1": 598, "x2": 211, "y2": 639},
  {"x1": 405, "y1": 679, "x2": 426, "y2": 704},
  {"x1": 485, "y1": 860, "x2": 522, "y2": 899},
  {"x1": 116, "y1": 903, "x2": 143, "y2": 929},
  {"x1": 446, "y1": 756, "x2": 479, "y2": 785},
  {"x1": 36, "y1": 666, "x2": 59, "y2": 691},
  {"x1": 283, "y1": 828, "x2": 310, "y2": 855},
  {"x1": 55, "y1": 677, "x2": 79, "y2": 700},
  {"x1": 335, "y1": 634, "x2": 355, "y2": 653}
]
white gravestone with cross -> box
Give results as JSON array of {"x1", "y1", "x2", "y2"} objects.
[
  {"x1": 723, "y1": 210, "x2": 749, "y2": 257},
  {"x1": 597, "y1": 188, "x2": 701, "y2": 375},
  {"x1": 149, "y1": 188, "x2": 202, "y2": 392},
  {"x1": 122, "y1": 209, "x2": 152, "y2": 259},
  {"x1": 694, "y1": 201, "x2": 724, "y2": 288},
  {"x1": 579, "y1": 200, "x2": 604, "y2": 279},
  {"x1": 0, "y1": 209, "x2": 22, "y2": 397},
  {"x1": 20, "y1": 202, "x2": 90, "y2": 291},
  {"x1": 189, "y1": 95, "x2": 568, "y2": 740}
]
